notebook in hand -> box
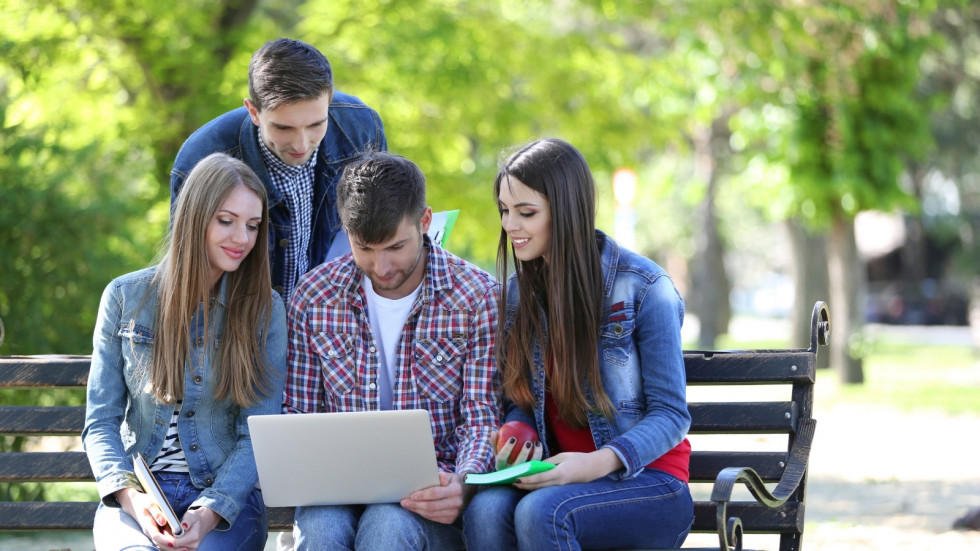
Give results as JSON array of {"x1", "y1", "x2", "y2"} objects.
[
  {"x1": 248, "y1": 409, "x2": 441, "y2": 507},
  {"x1": 132, "y1": 453, "x2": 185, "y2": 536}
]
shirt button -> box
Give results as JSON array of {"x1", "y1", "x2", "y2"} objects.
[
  {"x1": 369, "y1": 346, "x2": 377, "y2": 353},
  {"x1": 194, "y1": 375, "x2": 203, "y2": 384},
  {"x1": 327, "y1": 350, "x2": 336, "y2": 357},
  {"x1": 189, "y1": 444, "x2": 199, "y2": 452},
  {"x1": 185, "y1": 410, "x2": 195, "y2": 418},
  {"x1": 435, "y1": 355, "x2": 444, "y2": 363},
  {"x1": 279, "y1": 238, "x2": 289, "y2": 248},
  {"x1": 614, "y1": 324, "x2": 623, "y2": 334},
  {"x1": 204, "y1": 476, "x2": 214, "y2": 486},
  {"x1": 369, "y1": 383, "x2": 377, "y2": 390}
]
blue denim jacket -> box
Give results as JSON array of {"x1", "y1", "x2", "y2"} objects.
[
  {"x1": 170, "y1": 92, "x2": 387, "y2": 296},
  {"x1": 82, "y1": 267, "x2": 287, "y2": 527},
  {"x1": 503, "y1": 231, "x2": 690, "y2": 478}
]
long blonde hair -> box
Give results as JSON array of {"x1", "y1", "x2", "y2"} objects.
[{"x1": 150, "y1": 153, "x2": 273, "y2": 407}]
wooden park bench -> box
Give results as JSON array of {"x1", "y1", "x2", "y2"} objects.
[{"x1": 0, "y1": 302, "x2": 829, "y2": 551}]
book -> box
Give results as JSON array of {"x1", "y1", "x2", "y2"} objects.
[
  {"x1": 464, "y1": 460, "x2": 556, "y2": 485},
  {"x1": 132, "y1": 453, "x2": 185, "y2": 536}
]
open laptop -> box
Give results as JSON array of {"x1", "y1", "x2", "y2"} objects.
[{"x1": 248, "y1": 409, "x2": 440, "y2": 507}]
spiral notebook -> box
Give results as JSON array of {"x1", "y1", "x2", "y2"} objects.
[{"x1": 248, "y1": 409, "x2": 441, "y2": 507}]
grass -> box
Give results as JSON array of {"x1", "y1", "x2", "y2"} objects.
[
  {"x1": 699, "y1": 319, "x2": 980, "y2": 417},
  {"x1": 818, "y1": 340, "x2": 980, "y2": 416}
]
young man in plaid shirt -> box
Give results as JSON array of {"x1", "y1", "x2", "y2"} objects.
[{"x1": 283, "y1": 151, "x2": 500, "y2": 550}]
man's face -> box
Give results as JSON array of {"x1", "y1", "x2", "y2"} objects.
[
  {"x1": 245, "y1": 93, "x2": 331, "y2": 166},
  {"x1": 350, "y1": 209, "x2": 432, "y2": 300}
]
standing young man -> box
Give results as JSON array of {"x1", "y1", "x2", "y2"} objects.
[
  {"x1": 171, "y1": 38, "x2": 386, "y2": 300},
  {"x1": 283, "y1": 152, "x2": 499, "y2": 550}
]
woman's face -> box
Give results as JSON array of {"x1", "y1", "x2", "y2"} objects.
[
  {"x1": 206, "y1": 185, "x2": 263, "y2": 288},
  {"x1": 498, "y1": 175, "x2": 552, "y2": 263}
]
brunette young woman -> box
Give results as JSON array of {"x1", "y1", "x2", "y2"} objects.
[
  {"x1": 83, "y1": 153, "x2": 287, "y2": 551},
  {"x1": 463, "y1": 138, "x2": 694, "y2": 550}
]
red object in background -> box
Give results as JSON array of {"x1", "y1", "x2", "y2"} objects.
[{"x1": 497, "y1": 420, "x2": 539, "y2": 464}]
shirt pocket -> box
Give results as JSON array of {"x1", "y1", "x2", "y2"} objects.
[
  {"x1": 311, "y1": 332, "x2": 357, "y2": 396},
  {"x1": 117, "y1": 322, "x2": 154, "y2": 384},
  {"x1": 412, "y1": 337, "x2": 466, "y2": 402},
  {"x1": 600, "y1": 305, "x2": 636, "y2": 367}
]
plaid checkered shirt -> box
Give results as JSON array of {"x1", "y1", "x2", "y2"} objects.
[
  {"x1": 258, "y1": 130, "x2": 318, "y2": 300},
  {"x1": 283, "y1": 239, "x2": 501, "y2": 475}
]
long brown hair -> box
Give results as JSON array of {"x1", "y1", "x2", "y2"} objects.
[
  {"x1": 150, "y1": 153, "x2": 274, "y2": 407},
  {"x1": 494, "y1": 138, "x2": 613, "y2": 427}
]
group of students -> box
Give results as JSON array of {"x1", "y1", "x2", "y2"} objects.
[{"x1": 82, "y1": 38, "x2": 695, "y2": 551}]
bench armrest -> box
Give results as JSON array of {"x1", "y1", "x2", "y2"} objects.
[{"x1": 708, "y1": 418, "x2": 816, "y2": 551}]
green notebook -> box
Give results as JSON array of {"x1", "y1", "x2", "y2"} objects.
[{"x1": 465, "y1": 461, "x2": 555, "y2": 485}]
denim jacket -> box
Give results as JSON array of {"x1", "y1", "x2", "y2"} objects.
[
  {"x1": 170, "y1": 92, "x2": 387, "y2": 296},
  {"x1": 82, "y1": 267, "x2": 287, "y2": 527},
  {"x1": 502, "y1": 231, "x2": 690, "y2": 478}
]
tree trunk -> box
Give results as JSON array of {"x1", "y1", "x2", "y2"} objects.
[
  {"x1": 689, "y1": 123, "x2": 731, "y2": 349},
  {"x1": 827, "y1": 214, "x2": 865, "y2": 384},
  {"x1": 786, "y1": 220, "x2": 831, "y2": 368}
]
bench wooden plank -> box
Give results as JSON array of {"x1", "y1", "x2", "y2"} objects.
[
  {"x1": 0, "y1": 356, "x2": 91, "y2": 388},
  {"x1": 689, "y1": 402, "x2": 798, "y2": 433},
  {"x1": 0, "y1": 502, "x2": 98, "y2": 531},
  {"x1": 689, "y1": 451, "x2": 788, "y2": 483},
  {"x1": 0, "y1": 401, "x2": 800, "y2": 437},
  {"x1": 0, "y1": 450, "x2": 790, "y2": 485},
  {"x1": 0, "y1": 406, "x2": 86, "y2": 435},
  {"x1": 693, "y1": 501, "x2": 803, "y2": 533},
  {"x1": 0, "y1": 452, "x2": 93, "y2": 482},
  {"x1": 684, "y1": 351, "x2": 815, "y2": 384}
]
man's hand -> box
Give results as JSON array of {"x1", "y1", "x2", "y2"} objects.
[{"x1": 400, "y1": 471, "x2": 470, "y2": 524}]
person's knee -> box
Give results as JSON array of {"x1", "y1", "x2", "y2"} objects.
[
  {"x1": 355, "y1": 505, "x2": 424, "y2": 550},
  {"x1": 293, "y1": 505, "x2": 357, "y2": 550}
]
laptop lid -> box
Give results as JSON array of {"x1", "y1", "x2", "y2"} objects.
[{"x1": 248, "y1": 409, "x2": 440, "y2": 507}]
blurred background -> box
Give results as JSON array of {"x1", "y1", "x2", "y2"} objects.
[
  {"x1": 2, "y1": 0, "x2": 980, "y2": 387},
  {"x1": 4, "y1": 3, "x2": 980, "y2": 548}
]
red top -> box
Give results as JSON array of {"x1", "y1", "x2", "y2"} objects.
[{"x1": 544, "y1": 389, "x2": 691, "y2": 483}]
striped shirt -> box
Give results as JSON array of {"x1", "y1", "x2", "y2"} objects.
[
  {"x1": 284, "y1": 239, "x2": 501, "y2": 475},
  {"x1": 258, "y1": 129, "x2": 318, "y2": 300},
  {"x1": 150, "y1": 400, "x2": 189, "y2": 473}
]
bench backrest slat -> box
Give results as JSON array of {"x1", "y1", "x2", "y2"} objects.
[
  {"x1": 0, "y1": 452, "x2": 92, "y2": 483},
  {"x1": 689, "y1": 401, "x2": 798, "y2": 433},
  {"x1": 684, "y1": 350, "x2": 815, "y2": 384},
  {"x1": 0, "y1": 357, "x2": 90, "y2": 388},
  {"x1": 0, "y1": 406, "x2": 86, "y2": 435}
]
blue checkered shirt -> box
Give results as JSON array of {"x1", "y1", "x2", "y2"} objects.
[{"x1": 258, "y1": 131, "x2": 318, "y2": 300}]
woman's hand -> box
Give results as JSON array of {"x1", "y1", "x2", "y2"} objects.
[
  {"x1": 114, "y1": 487, "x2": 179, "y2": 549},
  {"x1": 512, "y1": 448, "x2": 622, "y2": 490},
  {"x1": 172, "y1": 506, "x2": 222, "y2": 551},
  {"x1": 491, "y1": 429, "x2": 544, "y2": 470}
]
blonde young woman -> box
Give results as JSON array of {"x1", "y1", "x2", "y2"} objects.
[
  {"x1": 463, "y1": 138, "x2": 694, "y2": 550},
  {"x1": 83, "y1": 153, "x2": 287, "y2": 551}
]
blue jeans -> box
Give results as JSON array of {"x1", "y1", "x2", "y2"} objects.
[
  {"x1": 462, "y1": 469, "x2": 693, "y2": 551},
  {"x1": 93, "y1": 472, "x2": 268, "y2": 551},
  {"x1": 293, "y1": 503, "x2": 464, "y2": 551}
]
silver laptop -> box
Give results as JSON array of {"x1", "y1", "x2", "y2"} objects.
[{"x1": 248, "y1": 409, "x2": 440, "y2": 507}]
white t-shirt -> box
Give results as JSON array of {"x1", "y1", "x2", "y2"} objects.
[{"x1": 362, "y1": 276, "x2": 421, "y2": 410}]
